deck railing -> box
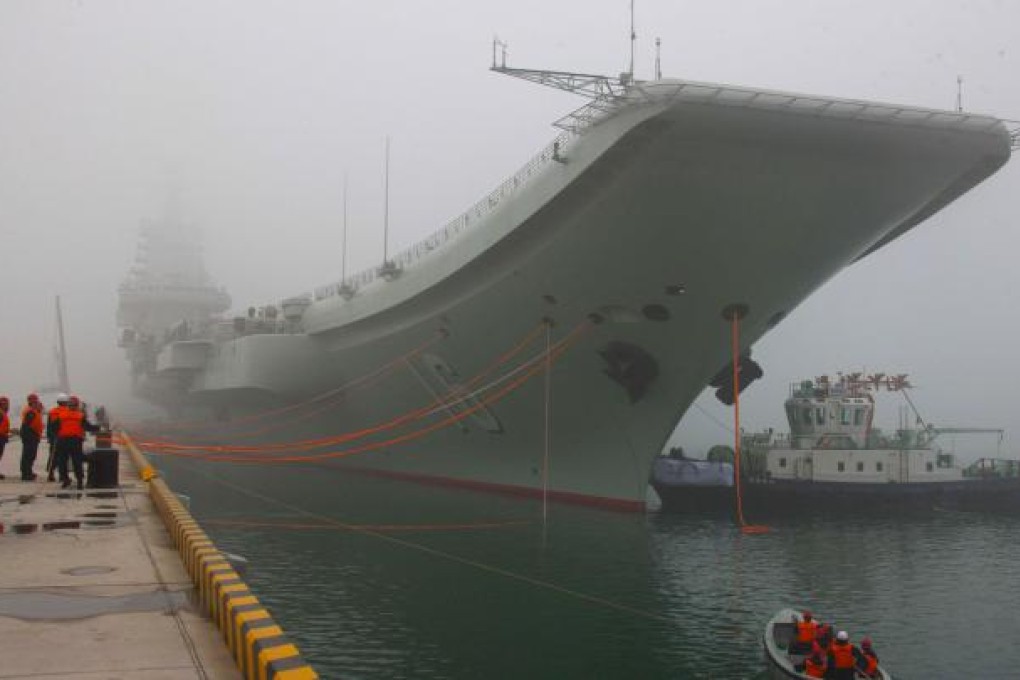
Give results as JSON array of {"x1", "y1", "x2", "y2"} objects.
[
  {"x1": 307, "y1": 80, "x2": 1010, "y2": 304},
  {"x1": 311, "y1": 130, "x2": 576, "y2": 302}
]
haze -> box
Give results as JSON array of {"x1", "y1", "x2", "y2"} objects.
[{"x1": 1, "y1": 0, "x2": 1017, "y2": 461}]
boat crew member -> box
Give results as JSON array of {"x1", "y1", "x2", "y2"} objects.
[
  {"x1": 19, "y1": 394, "x2": 44, "y2": 481},
  {"x1": 792, "y1": 610, "x2": 820, "y2": 654},
  {"x1": 827, "y1": 630, "x2": 864, "y2": 680},
  {"x1": 46, "y1": 394, "x2": 68, "y2": 482},
  {"x1": 0, "y1": 396, "x2": 9, "y2": 479},
  {"x1": 859, "y1": 637, "x2": 880, "y2": 678},
  {"x1": 794, "y1": 645, "x2": 827, "y2": 678},
  {"x1": 54, "y1": 395, "x2": 97, "y2": 490},
  {"x1": 816, "y1": 623, "x2": 833, "y2": 650}
]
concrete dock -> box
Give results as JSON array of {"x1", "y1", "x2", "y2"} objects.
[{"x1": 0, "y1": 442, "x2": 241, "y2": 679}]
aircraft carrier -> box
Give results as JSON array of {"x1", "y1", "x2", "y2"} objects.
[{"x1": 118, "y1": 64, "x2": 1015, "y2": 510}]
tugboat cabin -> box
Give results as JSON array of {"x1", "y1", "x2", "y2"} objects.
[{"x1": 766, "y1": 375, "x2": 957, "y2": 485}]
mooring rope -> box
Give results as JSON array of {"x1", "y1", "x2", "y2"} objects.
[
  {"x1": 174, "y1": 463, "x2": 675, "y2": 625},
  {"x1": 135, "y1": 330, "x2": 448, "y2": 437},
  {"x1": 141, "y1": 321, "x2": 590, "y2": 464},
  {"x1": 138, "y1": 322, "x2": 549, "y2": 453}
]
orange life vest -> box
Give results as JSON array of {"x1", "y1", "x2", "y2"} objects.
[
  {"x1": 57, "y1": 407, "x2": 86, "y2": 439},
  {"x1": 796, "y1": 619, "x2": 819, "y2": 643},
  {"x1": 21, "y1": 405, "x2": 44, "y2": 437},
  {"x1": 862, "y1": 650, "x2": 878, "y2": 676},
  {"x1": 0, "y1": 411, "x2": 9, "y2": 438},
  {"x1": 831, "y1": 641, "x2": 855, "y2": 669},
  {"x1": 804, "y1": 655, "x2": 827, "y2": 678}
]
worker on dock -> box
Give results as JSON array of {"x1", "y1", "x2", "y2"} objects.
[
  {"x1": 45, "y1": 394, "x2": 67, "y2": 482},
  {"x1": 53, "y1": 395, "x2": 97, "y2": 490},
  {"x1": 19, "y1": 394, "x2": 44, "y2": 481},
  {"x1": 0, "y1": 396, "x2": 9, "y2": 480}
]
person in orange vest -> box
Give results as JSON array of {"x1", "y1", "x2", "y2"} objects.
[
  {"x1": 815, "y1": 622, "x2": 833, "y2": 651},
  {"x1": 794, "y1": 642, "x2": 827, "y2": 678},
  {"x1": 859, "y1": 637, "x2": 880, "y2": 678},
  {"x1": 45, "y1": 394, "x2": 68, "y2": 482},
  {"x1": 827, "y1": 630, "x2": 865, "y2": 680},
  {"x1": 19, "y1": 394, "x2": 45, "y2": 481},
  {"x1": 0, "y1": 396, "x2": 10, "y2": 480},
  {"x1": 54, "y1": 395, "x2": 97, "y2": 490},
  {"x1": 791, "y1": 610, "x2": 820, "y2": 654}
]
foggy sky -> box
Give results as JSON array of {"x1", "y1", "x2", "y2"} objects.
[{"x1": 1, "y1": 1, "x2": 1017, "y2": 461}]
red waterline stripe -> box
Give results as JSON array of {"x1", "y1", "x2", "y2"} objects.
[
  {"x1": 202, "y1": 518, "x2": 531, "y2": 532},
  {"x1": 335, "y1": 464, "x2": 648, "y2": 513}
]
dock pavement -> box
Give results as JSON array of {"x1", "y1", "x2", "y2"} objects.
[{"x1": 0, "y1": 440, "x2": 241, "y2": 679}]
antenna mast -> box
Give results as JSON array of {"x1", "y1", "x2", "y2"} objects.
[
  {"x1": 628, "y1": 0, "x2": 636, "y2": 82},
  {"x1": 342, "y1": 173, "x2": 348, "y2": 281},
  {"x1": 383, "y1": 136, "x2": 390, "y2": 264},
  {"x1": 492, "y1": 37, "x2": 508, "y2": 69},
  {"x1": 55, "y1": 296, "x2": 70, "y2": 393},
  {"x1": 655, "y1": 36, "x2": 661, "y2": 80},
  {"x1": 956, "y1": 75, "x2": 963, "y2": 113}
]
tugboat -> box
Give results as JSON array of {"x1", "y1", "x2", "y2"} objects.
[{"x1": 652, "y1": 373, "x2": 1020, "y2": 514}]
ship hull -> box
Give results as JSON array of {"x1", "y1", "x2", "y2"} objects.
[
  {"x1": 136, "y1": 84, "x2": 1011, "y2": 510},
  {"x1": 653, "y1": 477, "x2": 1020, "y2": 515}
]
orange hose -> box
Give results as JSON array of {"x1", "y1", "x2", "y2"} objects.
[
  {"x1": 730, "y1": 309, "x2": 771, "y2": 535},
  {"x1": 732, "y1": 313, "x2": 747, "y2": 526},
  {"x1": 139, "y1": 322, "x2": 550, "y2": 454},
  {"x1": 138, "y1": 330, "x2": 446, "y2": 436},
  {"x1": 138, "y1": 322, "x2": 589, "y2": 464}
]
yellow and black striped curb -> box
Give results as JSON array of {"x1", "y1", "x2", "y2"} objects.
[{"x1": 120, "y1": 432, "x2": 318, "y2": 680}]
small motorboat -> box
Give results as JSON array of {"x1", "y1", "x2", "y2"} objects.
[{"x1": 763, "y1": 608, "x2": 891, "y2": 679}]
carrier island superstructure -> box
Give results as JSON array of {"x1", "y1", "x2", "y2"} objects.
[{"x1": 117, "y1": 65, "x2": 1015, "y2": 510}]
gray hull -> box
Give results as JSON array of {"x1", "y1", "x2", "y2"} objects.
[{"x1": 143, "y1": 81, "x2": 1012, "y2": 509}]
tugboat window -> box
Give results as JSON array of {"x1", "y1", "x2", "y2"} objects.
[
  {"x1": 837, "y1": 462, "x2": 846, "y2": 472},
  {"x1": 841, "y1": 408, "x2": 852, "y2": 425},
  {"x1": 876, "y1": 462, "x2": 884, "y2": 472},
  {"x1": 854, "y1": 408, "x2": 865, "y2": 426},
  {"x1": 926, "y1": 462, "x2": 934, "y2": 472},
  {"x1": 779, "y1": 457, "x2": 787, "y2": 468},
  {"x1": 856, "y1": 461, "x2": 864, "y2": 472},
  {"x1": 815, "y1": 408, "x2": 825, "y2": 425}
]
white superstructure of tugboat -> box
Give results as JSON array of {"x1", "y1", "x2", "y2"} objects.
[{"x1": 118, "y1": 60, "x2": 1015, "y2": 510}]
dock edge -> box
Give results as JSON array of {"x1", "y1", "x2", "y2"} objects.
[{"x1": 119, "y1": 431, "x2": 319, "y2": 680}]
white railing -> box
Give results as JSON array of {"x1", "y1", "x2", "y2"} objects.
[
  {"x1": 307, "y1": 80, "x2": 1011, "y2": 303},
  {"x1": 311, "y1": 130, "x2": 575, "y2": 302},
  {"x1": 1007, "y1": 120, "x2": 1020, "y2": 150}
]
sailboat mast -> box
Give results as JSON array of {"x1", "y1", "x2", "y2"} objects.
[{"x1": 55, "y1": 295, "x2": 71, "y2": 393}]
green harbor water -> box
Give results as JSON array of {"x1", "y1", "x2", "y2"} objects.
[{"x1": 157, "y1": 457, "x2": 1019, "y2": 679}]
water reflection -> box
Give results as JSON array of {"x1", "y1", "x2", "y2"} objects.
[{"x1": 157, "y1": 457, "x2": 1020, "y2": 679}]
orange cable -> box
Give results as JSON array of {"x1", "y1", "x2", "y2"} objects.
[
  {"x1": 136, "y1": 330, "x2": 446, "y2": 436},
  {"x1": 140, "y1": 322, "x2": 549, "y2": 454},
  {"x1": 140, "y1": 321, "x2": 590, "y2": 464}
]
